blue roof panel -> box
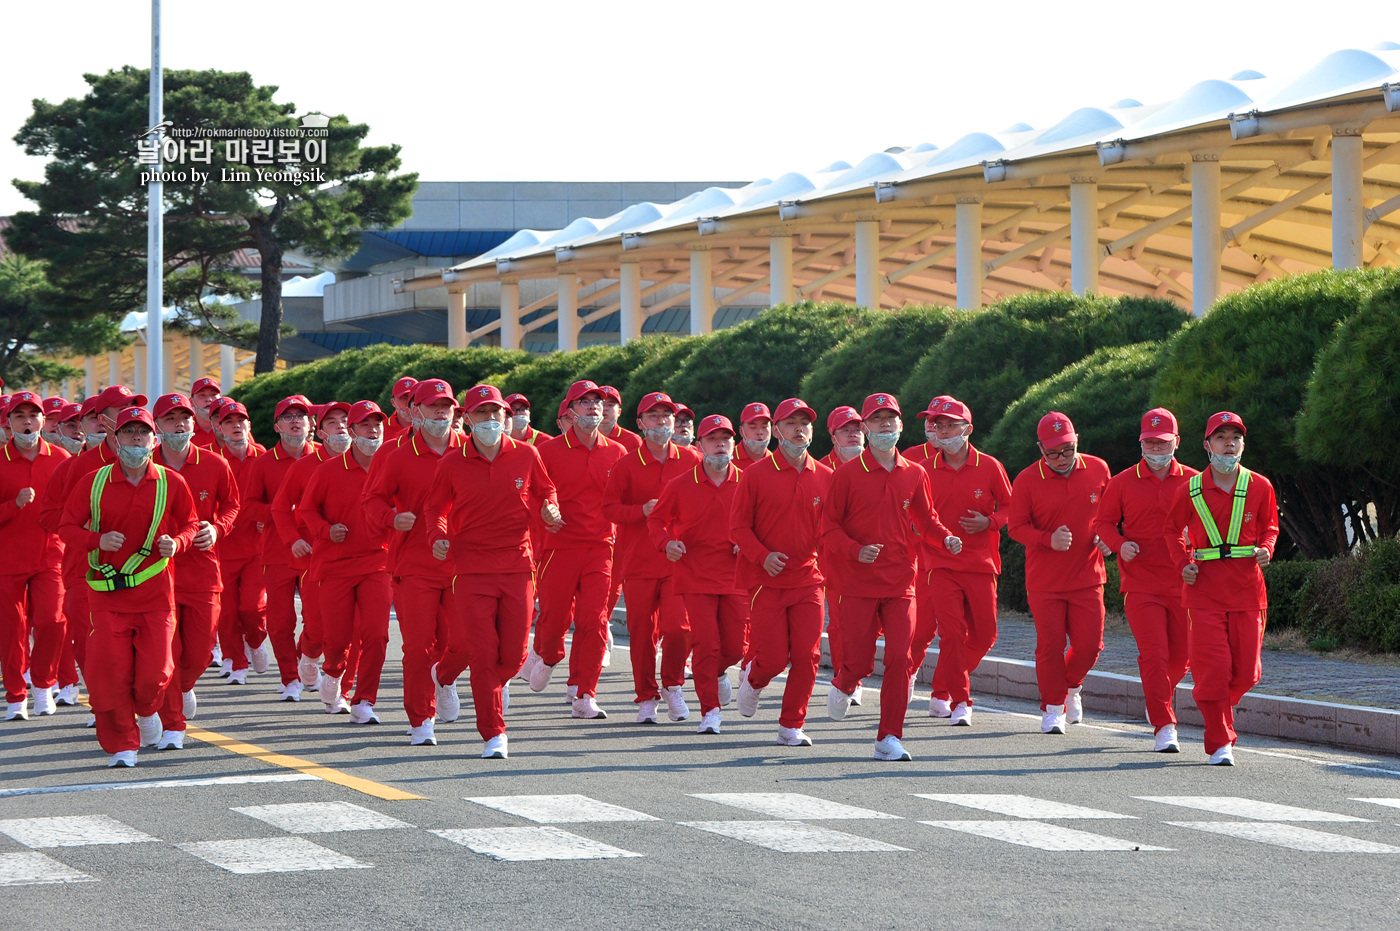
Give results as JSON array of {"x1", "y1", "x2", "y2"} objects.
[{"x1": 371, "y1": 230, "x2": 517, "y2": 257}]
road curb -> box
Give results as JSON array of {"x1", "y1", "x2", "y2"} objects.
[{"x1": 820, "y1": 634, "x2": 1400, "y2": 757}]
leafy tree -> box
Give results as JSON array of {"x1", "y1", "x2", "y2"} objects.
[
  {"x1": 0, "y1": 253, "x2": 124, "y2": 387},
  {"x1": 1154, "y1": 267, "x2": 1400, "y2": 557},
  {"x1": 798, "y1": 305, "x2": 960, "y2": 456},
  {"x1": 9, "y1": 66, "x2": 417, "y2": 372}
]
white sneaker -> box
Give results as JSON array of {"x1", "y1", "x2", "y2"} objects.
[
  {"x1": 277, "y1": 681, "x2": 304, "y2": 702},
  {"x1": 850, "y1": 685, "x2": 863, "y2": 706},
  {"x1": 318, "y1": 672, "x2": 343, "y2": 706},
  {"x1": 349, "y1": 701, "x2": 380, "y2": 724},
  {"x1": 1066, "y1": 686, "x2": 1084, "y2": 724},
  {"x1": 55, "y1": 684, "x2": 81, "y2": 706},
  {"x1": 433, "y1": 663, "x2": 460, "y2": 722},
  {"x1": 826, "y1": 684, "x2": 853, "y2": 721},
  {"x1": 571, "y1": 695, "x2": 607, "y2": 719},
  {"x1": 249, "y1": 640, "x2": 271, "y2": 674},
  {"x1": 929, "y1": 696, "x2": 953, "y2": 718},
  {"x1": 137, "y1": 713, "x2": 162, "y2": 747},
  {"x1": 297, "y1": 654, "x2": 321, "y2": 690},
  {"x1": 326, "y1": 695, "x2": 351, "y2": 715},
  {"x1": 228, "y1": 668, "x2": 247, "y2": 686},
  {"x1": 107, "y1": 750, "x2": 138, "y2": 768},
  {"x1": 218, "y1": 658, "x2": 233, "y2": 679},
  {"x1": 209, "y1": 646, "x2": 223, "y2": 668},
  {"x1": 182, "y1": 689, "x2": 197, "y2": 719},
  {"x1": 634, "y1": 699, "x2": 659, "y2": 724},
  {"x1": 873, "y1": 735, "x2": 912, "y2": 761},
  {"x1": 502, "y1": 683, "x2": 510, "y2": 712},
  {"x1": 950, "y1": 702, "x2": 972, "y2": 727},
  {"x1": 1154, "y1": 723, "x2": 1180, "y2": 753},
  {"x1": 526, "y1": 649, "x2": 554, "y2": 692},
  {"x1": 776, "y1": 726, "x2": 813, "y2": 747},
  {"x1": 84, "y1": 713, "x2": 96, "y2": 728},
  {"x1": 482, "y1": 734, "x2": 508, "y2": 759},
  {"x1": 1041, "y1": 704, "x2": 1067, "y2": 735},
  {"x1": 33, "y1": 687, "x2": 57, "y2": 716},
  {"x1": 156, "y1": 729, "x2": 185, "y2": 750},
  {"x1": 24, "y1": 669, "x2": 31, "y2": 687},
  {"x1": 5, "y1": 701, "x2": 28, "y2": 721},
  {"x1": 697, "y1": 709, "x2": 722, "y2": 734},
  {"x1": 716, "y1": 674, "x2": 733, "y2": 707},
  {"x1": 664, "y1": 685, "x2": 690, "y2": 722},
  {"x1": 565, "y1": 684, "x2": 578, "y2": 706},
  {"x1": 409, "y1": 720, "x2": 437, "y2": 746},
  {"x1": 1209, "y1": 744, "x2": 1236, "y2": 766},
  {"x1": 736, "y1": 668, "x2": 762, "y2": 718}
]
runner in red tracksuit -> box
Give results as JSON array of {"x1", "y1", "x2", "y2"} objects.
[
  {"x1": 1163, "y1": 411, "x2": 1278, "y2": 765},
  {"x1": 729, "y1": 400, "x2": 835, "y2": 746},
  {"x1": 212, "y1": 402, "x2": 268, "y2": 684},
  {"x1": 910, "y1": 398, "x2": 1012, "y2": 728},
  {"x1": 60, "y1": 407, "x2": 198, "y2": 767},
  {"x1": 49, "y1": 402, "x2": 86, "y2": 705},
  {"x1": 903, "y1": 396, "x2": 952, "y2": 703},
  {"x1": 383, "y1": 377, "x2": 418, "y2": 444},
  {"x1": 363, "y1": 379, "x2": 461, "y2": 745},
  {"x1": 603, "y1": 391, "x2": 700, "y2": 724},
  {"x1": 189, "y1": 377, "x2": 222, "y2": 450},
  {"x1": 522, "y1": 380, "x2": 626, "y2": 719},
  {"x1": 299, "y1": 400, "x2": 392, "y2": 723},
  {"x1": 426, "y1": 384, "x2": 561, "y2": 759},
  {"x1": 1008, "y1": 411, "x2": 1112, "y2": 736},
  {"x1": 242, "y1": 395, "x2": 318, "y2": 699},
  {"x1": 0, "y1": 392, "x2": 70, "y2": 721},
  {"x1": 506, "y1": 393, "x2": 552, "y2": 445},
  {"x1": 821, "y1": 393, "x2": 960, "y2": 762},
  {"x1": 152, "y1": 393, "x2": 240, "y2": 746},
  {"x1": 734, "y1": 402, "x2": 772, "y2": 471},
  {"x1": 1093, "y1": 407, "x2": 1197, "y2": 753},
  {"x1": 599, "y1": 385, "x2": 642, "y2": 648},
  {"x1": 817, "y1": 405, "x2": 864, "y2": 698},
  {"x1": 649, "y1": 414, "x2": 747, "y2": 736}
]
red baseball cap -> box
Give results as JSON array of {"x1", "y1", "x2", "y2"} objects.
[
  {"x1": 929, "y1": 397, "x2": 973, "y2": 424},
  {"x1": 915, "y1": 395, "x2": 953, "y2": 420},
  {"x1": 1037, "y1": 411, "x2": 1077, "y2": 447},
  {"x1": 462, "y1": 384, "x2": 508, "y2": 413},
  {"x1": 637, "y1": 391, "x2": 678, "y2": 415},
  {"x1": 152, "y1": 393, "x2": 195, "y2": 419},
  {"x1": 412, "y1": 379, "x2": 455, "y2": 406},
  {"x1": 92, "y1": 385, "x2": 148, "y2": 412},
  {"x1": 674, "y1": 403, "x2": 695, "y2": 420},
  {"x1": 78, "y1": 395, "x2": 103, "y2": 419},
  {"x1": 1204, "y1": 411, "x2": 1246, "y2": 438},
  {"x1": 1139, "y1": 407, "x2": 1178, "y2": 441},
  {"x1": 392, "y1": 376, "x2": 419, "y2": 399},
  {"x1": 42, "y1": 396, "x2": 67, "y2": 415},
  {"x1": 315, "y1": 401, "x2": 351, "y2": 428},
  {"x1": 5, "y1": 391, "x2": 42, "y2": 417},
  {"x1": 275, "y1": 395, "x2": 314, "y2": 420},
  {"x1": 740, "y1": 402, "x2": 771, "y2": 424},
  {"x1": 114, "y1": 407, "x2": 157, "y2": 432},
  {"x1": 348, "y1": 399, "x2": 386, "y2": 425},
  {"x1": 504, "y1": 393, "x2": 530, "y2": 408},
  {"x1": 207, "y1": 398, "x2": 232, "y2": 422},
  {"x1": 57, "y1": 402, "x2": 81, "y2": 423},
  {"x1": 564, "y1": 380, "x2": 605, "y2": 405},
  {"x1": 826, "y1": 405, "x2": 861, "y2": 433},
  {"x1": 191, "y1": 377, "x2": 221, "y2": 396},
  {"x1": 773, "y1": 398, "x2": 817, "y2": 423},
  {"x1": 697, "y1": 414, "x2": 735, "y2": 437},
  {"x1": 600, "y1": 385, "x2": 622, "y2": 405},
  {"x1": 861, "y1": 393, "x2": 901, "y2": 420},
  {"x1": 219, "y1": 401, "x2": 250, "y2": 422}
]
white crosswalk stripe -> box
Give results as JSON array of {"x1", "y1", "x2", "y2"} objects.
[
  {"x1": 680, "y1": 820, "x2": 909, "y2": 853},
  {"x1": 919, "y1": 820, "x2": 1171, "y2": 851},
  {"x1": 1350, "y1": 798, "x2": 1400, "y2": 812},
  {"x1": 0, "y1": 815, "x2": 159, "y2": 848},
  {"x1": 231, "y1": 801, "x2": 415, "y2": 834},
  {"x1": 178, "y1": 836, "x2": 375, "y2": 873},
  {"x1": 463, "y1": 794, "x2": 660, "y2": 823},
  {"x1": 1165, "y1": 822, "x2": 1400, "y2": 853},
  {"x1": 912, "y1": 794, "x2": 1135, "y2": 819},
  {"x1": 431, "y1": 827, "x2": 644, "y2": 861},
  {"x1": 1136, "y1": 797, "x2": 1370, "y2": 822},
  {"x1": 690, "y1": 793, "x2": 901, "y2": 820},
  {"x1": 0, "y1": 852, "x2": 97, "y2": 887},
  {"x1": 0, "y1": 773, "x2": 318, "y2": 799}
]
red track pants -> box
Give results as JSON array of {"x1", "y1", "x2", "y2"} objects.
[
  {"x1": 831, "y1": 593, "x2": 915, "y2": 741},
  {"x1": 450, "y1": 572, "x2": 533, "y2": 741},
  {"x1": 747, "y1": 585, "x2": 824, "y2": 729},
  {"x1": 533, "y1": 546, "x2": 611, "y2": 699},
  {"x1": 682, "y1": 592, "x2": 746, "y2": 715},
  {"x1": 625, "y1": 576, "x2": 691, "y2": 702},
  {"x1": 394, "y1": 575, "x2": 453, "y2": 728},
  {"x1": 264, "y1": 562, "x2": 305, "y2": 686},
  {"x1": 319, "y1": 572, "x2": 392, "y2": 707},
  {"x1": 87, "y1": 608, "x2": 175, "y2": 754},
  {"x1": 1126, "y1": 592, "x2": 1189, "y2": 730},
  {"x1": 63, "y1": 585, "x2": 89, "y2": 676},
  {"x1": 158, "y1": 597, "x2": 218, "y2": 731},
  {"x1": 1189, "y1": 608, "x2": 1265, "y2": 754},
  {"x1": 217, "y1": 556, "x2": 267, "y2": 670},
  {"x1": 1, "y1": 567, "x2": 63, "y2": 702},
  {"x1": 1028, "y1": 586, "x2": 1106, "y2": 709},
  {"x1": 914, "y1": 569, "x2": 998, "y2": 708}
]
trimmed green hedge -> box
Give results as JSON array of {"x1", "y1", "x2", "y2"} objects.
[
  {"x1": 1262, "y1": 537, "x2": 1400, "y2": 653},
  {"x1": 621, "y1": 335, "x2": 708, "y2": 419}
]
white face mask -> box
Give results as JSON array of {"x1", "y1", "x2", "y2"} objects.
[
  {"x1": 1209, "y1": 452, "x2": 1241, "y2": 472},
  {"x1": 868, "y1": 431, "x2": 900, "y2": 452},
  {"x1": 421, "y1": 417, "x2": 451, "y2": 438},
  {"x1": 58, "y1": 434, "x2": 85, "y2": 455},
  {"x1": 836, "y1": 444, "x2": 863, "y2": 462},
  {"x1": 281, "y1": 432, "x2": 306, "y2": 449},
  {"x1": 472, "y1": 419, "x2": 505, "y2": 445},
  {"x1": 323, "y1": 433, "x2": 352, "y2": 455},
  {"x1": 1143, "y1": 452, "x2": 1174, "y2": 469},
  {"x1": 742, "y1": 438, "x2": 768, "y2": 456},
  {"x1": 511, "y1": 414, "x2": 530, "y2": 431},
  {"x1": 778, "y1": 436, "x2": 810, "y2": 457},
  {"x1": 354, "y1": 436, "x2": 382, "y2": 457},
  {"x1": 936, "y1": 434, "x2": 967, "y2": 453},
  {"x1": 13, "y1": 431, "x2": 40, "y2": 450},
  {"x1": 85, "y1": 432, "x2": 106, "y2": 448},
  {"x1": 644, "y1": 426, "x2": 674, "y2": 446},
  {"x1": 160, "y1": 431, "x2": 193, "y2": 454},
  {"x1": 673, "y1": 434, "x2": 693, "y2": 447},
  {"x1": 118, "y1": 445, "x2": 152, "y2": 469},
  {"x1": 703, "y1": 453, "x2": 732, "y2": 472},
  {"x1": 574, "y1": 414, "x2": 602, "y2": 432}
]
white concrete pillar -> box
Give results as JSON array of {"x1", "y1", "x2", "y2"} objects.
[
  {"x1": 956, "y1": 197, "x2": 984, "y2": 310},
  {"x1": 1331, "y1": 130, "x2": 1364, "y2": 269},
  {"x1": 557, "y1": 273, "x2": 580, "y2": 352},
  {"x1": 854, "y1": 220, "x2": 882, "y2": 309},
  {"x1": 1190, "y1": 155, "x2": 1222, "y2": 317},
  {"x1": 690, "y1": 248, "x2": 715, "y2": 335},
  {"x1": 220, "y1": 344, "x2": 236, "y2": 390},
  {"x1": 447, "y1": 289, "x2": 468, "y2": 349},
  {"x1": 161, "y1": 339, "x2": 175, "y2": 394},
  {"x1": 132, "y1": 345, "x2": 146, "y2": 396},
  {"x1": 188, "y1": 336, "x2": 204, "y2": 391},
  {"x1": 84, "y1": 356, "x2": 96, "y2": 399},
  {"x1": 107, "y1": 352, "x2": 121, "y2": 387},
  {"x1": 1070, "y1": 179, "x2": 1100, "y2": 295},
  {"x1": 499, "y1": 281, "x2": 521, "y2": 351},
  {"x1": 619, "y1": 262, "x2": 643, "y2": 345},
  {"x1": 61, "y1": 378, "x2": 73, "y2": 399},
  {"x1": 770, "y1": 234, "x2": 794, "y2": 308}
]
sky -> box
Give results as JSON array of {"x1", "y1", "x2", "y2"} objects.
[{"x1": 0, "y1": 0, "x2": 1391, "y2": 216}]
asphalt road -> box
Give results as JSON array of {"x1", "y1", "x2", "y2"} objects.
[{"x1": 2, "y1": 624, "x2": 1398, "y2": 931}]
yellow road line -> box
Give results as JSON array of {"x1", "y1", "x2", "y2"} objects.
[{"x1": 183, "y1": 724, "x2": 425, "y2": 801}]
